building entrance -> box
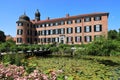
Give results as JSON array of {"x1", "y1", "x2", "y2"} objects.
[{"x1": 59, "y1": 35, "x2": 65, "y2": 44}]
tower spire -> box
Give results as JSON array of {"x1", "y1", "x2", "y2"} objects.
[{"x1": 35, "y1": 9, "x2": 40, "y2": 21}]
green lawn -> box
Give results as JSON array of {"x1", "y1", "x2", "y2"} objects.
[{"x1": 27, "y1": 55, "x2": 120, "y2": 80}]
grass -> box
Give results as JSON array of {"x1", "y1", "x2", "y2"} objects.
[{"x1": 27, "y1": 55, "x2": 120, "y2": 80}]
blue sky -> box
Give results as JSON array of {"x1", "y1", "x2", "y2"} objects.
[{"x1": 0, "y1": 0, "x2": 120, "y2": 37}]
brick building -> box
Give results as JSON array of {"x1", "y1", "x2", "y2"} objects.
[{"x1": 16, "y1": 10, "x2": 109, "y2": 45}]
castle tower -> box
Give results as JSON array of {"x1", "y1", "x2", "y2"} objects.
[
  {"x1": 35, "y1": 9, "x2": 40, "y2": 21},
  {"x1": 16, "y1": 13, "x2": 31, "y2": 44}
]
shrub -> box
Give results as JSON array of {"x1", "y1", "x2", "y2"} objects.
[
  {"x1": 49, "y1": 47, "x2": 59, "y2": 54},
  {"x1": 75, "y1": 38, "x2": 120, "y2": 56},
  {"x1": 2, "y1": 53, "x2": 25, "y2": 66}
]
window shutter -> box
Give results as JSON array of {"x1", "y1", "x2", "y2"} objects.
[
  {"x1": 90, "y1": 26, "x2": 91, "y2": 32},
  {"x1": 44, "y1": 30, "x2": 46, "y2": 35},
  {"x1": 100, "y1": 16, "x2": 101, "y2": 20},
  {"x1": 67, "y1": 37, "x2": 68, "y2": 43},
  {"x1": 67, "y1": 28, "x2": 68, "y2": 33},
  {"x1": 71, "y1": 28, "x2": 73, "y2": 33},
  {"x1": 84, "y1": 26, "x2": 86, "y2": 32},
  {"x1": 75, "y1": 20, "x2": 77, "y2": 23},
  {"x1": 80, "y1": 36, "x2": 82, "y2": 42},
  {"x1": 80, "y1": 27, "x2": 81, "y2": 33},
  {"x1": 75, "y1": 27, "x2": 77, "y2": 33},
  {"x1": 84, "y1": 36, "x2": 86, "y2": 42},
  {"x1": 90, "y1": 36, "x2": 92, "y2": 42},
  {"x1": 71, "y1": 37, "x2": 73, "y2": 42},
  {"x1": 100, "y1": 25, "x2": 102, "y2": 31},
  {"x1": 57, "y1": 29, "x2": 59, "y2": 34},
  {"x1": 94, "y1": 25, "x2": 96, "y2": 32},
  {"x1": 53, "y1": 30, "x2": 55, "y2": 34},
  {"x1": 75, "y1": 37, "x2": 77, "y2": 42},
  {"x1": 90, "y1": 17, "x2": 91, "y2": 21},
  {"x1": 63, "y1": 28, "x2": 65, "y2": 34}
]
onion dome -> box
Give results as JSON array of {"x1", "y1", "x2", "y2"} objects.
[{"x1": 19, "y1": 13, "x2": 30, "y2": 21}]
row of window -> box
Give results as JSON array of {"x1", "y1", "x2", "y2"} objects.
[
  {"x1": 17, "y1": 35, "x2": 100, "y2": 43},
  {"x1": 17, "y1": 16, "x2": 101, "y2": 28},
  {"x1": 17, "y1": 24, "x2": 102, "y2": 35}
]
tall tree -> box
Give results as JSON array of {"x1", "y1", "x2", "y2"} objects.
[{"x1": 0, "y1": 30, "x2": 6, "y2": 42}]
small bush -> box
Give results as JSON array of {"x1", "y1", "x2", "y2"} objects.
[{"x1": 2, "y1": 53, "x2": 25, "y2": 66}]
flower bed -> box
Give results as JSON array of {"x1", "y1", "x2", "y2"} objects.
[{"x1": 0, "y1": 63, "x2": 61, "y2": 80}]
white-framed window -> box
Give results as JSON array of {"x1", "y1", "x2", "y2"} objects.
[
  {"x1": 55, "y1": 29, "x2": 58, "y2": 34},
  {"x1": 67, "y1": 27, "x2": 73, "y2": 34},
  {"x1": 67, "y1": 37, "x2": 73, "y2": 43},
  {"x1": 17, "y1": 29, "x2": 23, "y2": 35},
  {"x1": 67, "y1": 20, "x2": 72, "y2": 24},
  {"x1": 75, "y1": 19, "x2": 81, "y2": 23},
  {"x1": 75, "y1": 26, "x2": 81, "y2": 33},
  {"x1": 50, "y1": 23, "x2": 53, "y2": 26},
  {"x1": 38, "y1": 31, "x2": 41, "y2": 36},
  {"x1": 85, "y1": 36, "x2": 92, "y2": 42},
  {"x1": 55, "y1": 22, "x2": 58, "y2": 26},
  {"x1": 94, "y1": 24, "x2": 102, "y2": 32},
  {"x1": 17, "y1": 38, "x2": 22, "y2": 43},
  {"x1": 42, "y1": 24, "x2": 44, "y2": 27},
  {"x1": 75, "y1": 36, "x2": 82, "y2": 42},
  {"x1": 46, "y1": 23, "x2": 49, "y2": 27},
  {"x1": 17, "y1": 23, "x2": 23, "y2": 26},
  {"x1": 94, "y1": 16, "x2": 101, "y2": 21},
  {"x1": 84, "y1": 26, "x2": 91, "y2": 32},
  {"x1": 38, "y1": 25, "x2": 41, "y2": 28},
  {"x1": 61, "y1": 21, "x2": 64, "y2": 25},
  {"x1": 61, "y1": 28, "x2": 65, "y2": 34},
  {"x1": 42, "y1": 30, "x2": 45, "y2": 35},
  {"x1": 55, "y1": 37, "x2": 59, "y2": 42},
  {"x1": 84, "y1": 17, "x2": 91, "y2": 22}
]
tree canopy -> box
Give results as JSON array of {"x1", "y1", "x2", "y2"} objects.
[
  {"x1": 108, "y1": 30, "x2": 118, "y2": 40},
  {"x1": 0, "y1": 30, "x2": 6, "y2": 42}
]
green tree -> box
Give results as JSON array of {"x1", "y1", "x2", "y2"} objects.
[
  {"x1": 108, "y1": 30, "x2": 118, "y2": 40},
  {"x1": 0, "y1": 30, "x2": 6, "y2": 42}
]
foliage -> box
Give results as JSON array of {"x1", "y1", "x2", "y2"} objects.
[
  {"x1": 75, "y1": 37, "x2": 120, "y2": 56},
  {"x1": 0, "y1": 30, "x2": 6, "y2": 42},
  {"x1": 0, "y1": 40, "x2": 16, "y2": 52},
  {"x1": 49, "y1": 46, "x2": 59, "y2": 53},
  {"x1": 27, "y1": 56, "x2": 120, "y2": 80},
  {"x1": 2, "y1": 53, "x2": 25, "y2": 66},
  {"x1": 108, "y1": 30, "x2": 119, "y2": 40},
  {"x1": 0, "y1": 63, "x2": 59, "y2": 80}
]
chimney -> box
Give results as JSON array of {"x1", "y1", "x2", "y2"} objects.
[{"x1": 66, "y1": 14, "x2": 69, "y2": 17}]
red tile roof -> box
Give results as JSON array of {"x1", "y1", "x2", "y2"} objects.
[{"x1": 31, "y1": 12, "x2": 109, "y2": 24}]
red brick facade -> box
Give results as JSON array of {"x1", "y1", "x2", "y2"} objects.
[{"x1": 16, "y1": 10, "x2": 109, "y2": 45}]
